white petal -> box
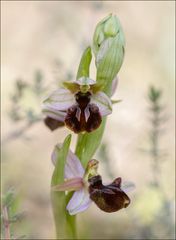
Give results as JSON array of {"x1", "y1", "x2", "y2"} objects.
[
  {"x1": 75, "y1": 77, "x2": 96, "y2": 86},
  {"x1": 91, "y1": 91, "x2": 112, "y2": 116},
  {"x1": 121, "y1": 182, "x2": 135, "y2": 193},
  {"x1": 42, "y1": 105, "x2": 66, "y2": 122},
  {"x1": 43, "y1": 88, "x2": 75, "y2": 111},
  {"x1": 51, "y1": 145, "x2": 85, "y2": 178},
  {"x1": 65, "y1": 150, "x2": 85, "y2": 178},
  {"x1": 66, "y1": 189, "x2": 92, "y2": 215}
]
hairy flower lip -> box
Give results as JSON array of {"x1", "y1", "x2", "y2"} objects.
[
  {"x1": 64, "y1": 91, "x2": 102, "y2": 133},
  {"x1": 88, "y1": 175, "x2": 131, "y2": 213}
]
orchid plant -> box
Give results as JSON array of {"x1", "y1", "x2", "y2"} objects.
[{"x1": 42, "y1": 14, "x2": 134, "y2": 239}]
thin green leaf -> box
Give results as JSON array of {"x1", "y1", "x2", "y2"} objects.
[
  {"x1": 51, "y1": 134, "x2": 71, "y2": 186},
  {"x1": 51, "y1": 134, "x2": 73, "y2": 239},
  {"x1": 76, "y1": 46, "x2": 92, "y2": 79}
]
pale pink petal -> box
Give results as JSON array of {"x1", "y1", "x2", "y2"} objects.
[
  {"x1": 51, "y1": 145, "x2": 85, "y2": 178},
  {"x1": 65, "y1": 150, "x2": 85, "y2": 179},
  {"x1": 84, "y1": 106, "x2": 90, "y2": 122},
  {"x1": 42, "y1": 105, "x2": 66, "y2": 122},
  {"x1": 52, "y1": 177, "x2": 83, "y2": 192},
  {"x1": 91, "y1": 91, "x2": 112, "y2": 116},
  {"x1": 66, "y1": 189, "x2": 92, "y2": 215},
  {"x1": 75, "y1": 77, "x2": 96, "y2": 86},
  {"x1": 43, "y1": 88, "x2": 75, "y2": 111},
  {"x1": 121, "y1": 182, "x2": 135, "y2": 193},
  {"x1": 111, "y1": 76, "x2": 119, "y2": 96}
]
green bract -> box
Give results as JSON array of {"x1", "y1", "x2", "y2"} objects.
[{"x1": 93, "y1": 14, "x2": 125, "y2": 95}]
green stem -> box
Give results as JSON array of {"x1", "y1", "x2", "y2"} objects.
[
  {"x1": 66, "y1": 192, "x2": 77, "y2": 238},
  {"x1": 75, "y1": 119, "x2": 106, "y2": 168},
  {"x1": 51, "y1": 191, "x2": 77, "y2": 239},
  {"x1": 51, "y1": 191, "x2": 66, "y2": 239}
]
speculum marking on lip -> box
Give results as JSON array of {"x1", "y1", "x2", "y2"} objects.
[{"x1": 64, "y1": 91, "x2": 102, "y2": 133}]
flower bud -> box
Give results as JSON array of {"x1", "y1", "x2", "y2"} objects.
[
  {"x1": 104, "y1": 15, "x2": 119, "y2": 37},
  {"x1": 92, "y1": 14, "x2": 125, "y2": 95}
]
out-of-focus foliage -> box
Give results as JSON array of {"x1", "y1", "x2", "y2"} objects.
[
  {"x1": 3, "y1": 71, "x2": 46, "y2": 144},
  {"x1": 9, "y1": 71, "x2": 46, "y2": 123},
  {"x1": 132, "y1": 85, "x2": 174, "y2": 239},
  {"x1": 1, "y1": 189, "x2": 26, "y2": 239}
]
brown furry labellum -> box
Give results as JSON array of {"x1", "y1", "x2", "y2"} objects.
[
  {"x1": 88, "y1": 175, "x2": 130, "y2": 213},
  {"x1": 65, "y1": 91, "x2": 102, "y2": 133}
]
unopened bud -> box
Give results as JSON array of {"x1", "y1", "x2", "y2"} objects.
[{"x1": 92, "y1": 14, "x2": 125, "y2": 95}]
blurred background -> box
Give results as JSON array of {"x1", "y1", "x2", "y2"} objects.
[{"x1": 1, "y1": 1, "x2": 175, "y2": 239}]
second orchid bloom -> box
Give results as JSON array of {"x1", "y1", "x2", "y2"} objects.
[
  {"x1": 51, "y1": 144, "x2": 133, "y2": 215},
  {"x1": 42, "y1": 77, "x2": 117, "y2": 133}
]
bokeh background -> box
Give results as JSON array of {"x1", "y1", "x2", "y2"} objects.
[{"x1": 1, "y1": 1, "x2": 175, "y2": 239}]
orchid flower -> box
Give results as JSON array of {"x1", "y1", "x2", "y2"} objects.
[
  {"x1": 42, "y1": 76, "x2": 118, "y2": 133},
  {"x1": 51, "y1": 144, "x2": 134, "y2": 215}
]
